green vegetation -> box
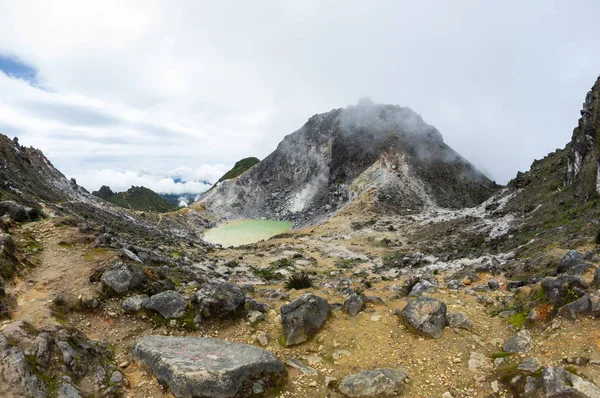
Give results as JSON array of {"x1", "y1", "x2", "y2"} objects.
[
  {"x1": 489, "y1": 351, "x2": 515, "y2": 359},
  {"x1": 284, "y1": 273, "x2": 314, "y2": 290},
  {"x1": 252, "y1": 267, "x2": 284, "y2": 281},
  {"x1": 216, "y1": 157, "x2": 260, "y2": 184},
  {"x1": 92, "y1": 185, "x2": 176, "y2": 213},
  {"x1": 507, "y1": 312, "x2": 528, "y2": 330},
  {"x1": 382, "y1": 251, "x2": 406, "y2": 268}
]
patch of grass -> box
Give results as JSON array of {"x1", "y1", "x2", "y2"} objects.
[
  {"x1": 508, "y1": 312, "x2": 528, "y2": 330},
  {"x1": 382, "y1": 251, "x2": 406, "y2": 268},
  {"x1": 269, "y1": 258, "x2": 293, "y2": 268},
  {"x1": 252, "y1": 268, "x2": 284, "y2": 281},
  {"x1": 284, "y1": 273, "x2": 313, "y2": 290},
  {"x1": 84, "y1": 247, "x2": 110, "y2": 261},
  {"x1": 489, "y1": 351, "x2": 514, "y2": 359},
  {"x1": 170, "y1": 251, "x2": 181, "y2": 259},
  {"x1": 334, "y1": 258, "x2": 363, "y2": 269}
]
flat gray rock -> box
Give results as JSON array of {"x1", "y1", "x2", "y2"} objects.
[
  {"x1": 338, "y1": 367, "x2": 409, "y2": 397},
  {"x1": 132, "y1": 336, "x2": 284, "y2": 398}
]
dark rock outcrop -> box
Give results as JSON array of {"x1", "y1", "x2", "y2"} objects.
[
  {"x1": 143, "y1": 291, "x2": 187, "y2": 319},
  {"x1": 101, "y1": 262, "x2": 145, "y2": 295}
]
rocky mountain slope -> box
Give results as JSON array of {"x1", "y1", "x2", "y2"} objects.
[
  {"x1": 1, "y1": 77, "x2": 600, "y2": 398},
  {"x1": 201, "y1": 100, "x2": 498, "y2": 224},
  {"x1": 92, "y1": 185, "x2": 176, "y2": 213}
]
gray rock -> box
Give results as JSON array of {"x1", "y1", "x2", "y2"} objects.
[
  {"x1": 248, "y1": 310, "x2": 265, "y2": 323},
  {"x1": 143, "y1": 291, "x2": 187, "y2": 319},
  {"x1": 557, "y1": 250, "x2": 584, "y2": 274},
  {"x1": 557, "y1": 293, "x2": 595, "y2": 320},
  {"x1": 101, "y1": 262, "x2": 145, "y2": 295},
  {"x1": 0, "y1": 201, "x2": 28, "y2": 222},
  {"x1": 343, "y1": 294, "x2": 364, "y2": 316},
  {"x1": 400, "y1": 296, "x2": 447, "y2": 339},
  {"x1": 121, "y1": 248, "x2": 142, "y2": 263},
  {"x1": 0, "y1": 333, "x2": 48, "y2": 398},
  {"x1": 468, "y1": 352, "x2": 488, "y2": 372},
  {"x1": 338, "y1": 367, "x2": 409, "y2": 397},
  {"x1": 488, "y1": 279, "x2": 499, "y2": 291},
  {"x1": 122, "y1": 294, "x2": 149, "y2": 313},
  {"x1": 408, "y1": 280, "x2": 436, "y2": 297},
  {"x1": 34, "y1": 332, "x2": 53, "y2": 366},
  {"x1": 498, "y1": 310, "x2": 517, "y2": 319},
  {"x1": 446, "y1": 280, "x2": 460, "y2": 290},
  {"x1": 542, "y1": 367, "x2": 600, "y2": 397},
  {"x1": 110, "y1": 371, "x2": 123, "y2": 383},
  {"x1": 58, "y1": 383, "x2": 82, "y2": 398},
  {"x1": 503, "y1": 329, "x2": 532, "y2": 353},
  {"x1": 191, "y1": 281, "x2": 245, "y2": 319},
  {"x1": 594, "y1": 267, "x2": 600, "y2": 288},
  {"x1": 246, "y1": 298, "x2": 268, "y2": 313},
  {"x1": 131, "y1": 335, "x2": 284, "y2": 398},
  {"x1": 281, "y1": 293, "x2": 329, "y2": 346},
  {"x1": 446, "y1": 312, "x2": 473, "y2": 331},
  {"x1": 285, "y1": 357, "x2": 318, "y2": 376},
  {"x1": 518, "y1": 358, "x2": 541, "y2": 373}
]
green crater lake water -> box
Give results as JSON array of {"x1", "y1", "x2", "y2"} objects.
[{"x1": 204, "y1": 219, "x2": 293, "y2": 247}]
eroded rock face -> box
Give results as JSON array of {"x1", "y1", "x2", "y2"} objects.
[
  {"x1": 131, "y1": 336, "x2": 284, "y2": 398},
  {"x1": 0, "y1": 333, "x2": 47, "y2": 398},
  {"x1": 338, "y1": 367, "x2": 409, "y2": 397},
  {"x1": 101, "y1": 262, "x2": 145, "y2": 295},
  {"x1": 191, "y1": 281, "x2": 245, "y2": 319},
  {"x1": 399, "y1": 296, "x2": 447, "y2": 339},
  {"x1": 201, "y1": 102, "x2": 497, "y2": 224},
  {"x1": 565, "y1": 76, "x2": 600, "y2": 199},
  {"x1": 281, "y1": 293, "x2": 329, "y2": 346}
]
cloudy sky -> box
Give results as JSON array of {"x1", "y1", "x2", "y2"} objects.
[{"x1": 0, "y1": 1, "x2": 599, "y2": 193}]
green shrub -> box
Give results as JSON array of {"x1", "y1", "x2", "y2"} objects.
[{"x1": 284, "y1": 273, "x2": 313, "y2": 290}]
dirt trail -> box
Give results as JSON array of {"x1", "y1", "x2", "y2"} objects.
[{"x1": 8, "y1": 221, "x2": 113, "y2": 327}]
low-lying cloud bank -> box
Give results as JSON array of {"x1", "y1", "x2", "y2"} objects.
[{"x1": 72, "y1": 165, "x2": 230, "y2": 195}]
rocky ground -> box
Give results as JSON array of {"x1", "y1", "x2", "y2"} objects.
[{"x1": 1, "y1": 194, "x2": 600, "y2": 397}]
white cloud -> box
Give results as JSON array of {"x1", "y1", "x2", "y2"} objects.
[
  {"x1": 0, "y1": 1, "x2": 598, "y2": 185},
  {"x1": 72, "y1": 166, "x2": 230, "y2": 194}
]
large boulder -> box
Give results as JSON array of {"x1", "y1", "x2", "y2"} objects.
[
  {"x1": 503, "y1": 329, "x2": 532, "y2": 353},
  {"x1": 281, "y1": 293, "x2": 329, "y2": 346},
  {"x1": 191, "y1": 281, "x2": 245, "y2": 319},
  {"x1": 101, "y1": 262, "x2": 145, "y2": 295},
  {"x1": 399, "y1": 296, "x2": 447, "y2": 338},
  {"x1": 541, "y1": 367, "x2": 600, "y2": 397},
  {"x1": 0, "y1": 201, "x2": 27, "y2": 222},
  {"x1": 131, "y1": 336, "x2": 284, "y2": 398},
  {"x1": 143, "y1": 291, "x2": 187, "y2": 319},
  {"x1": 541, "y1": 275, "x2": 588, "y2": 306},
  {"x1": 338, "y1": 368, "x2": 409, "y2": 397}
]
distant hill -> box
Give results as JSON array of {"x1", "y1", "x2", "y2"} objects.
[
  {"x1": 216, "y1": 157, "x2": 260, "y2": 184},
  {"x1": 92, "y1": 185, "x2": 176, "y2": 213}
]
